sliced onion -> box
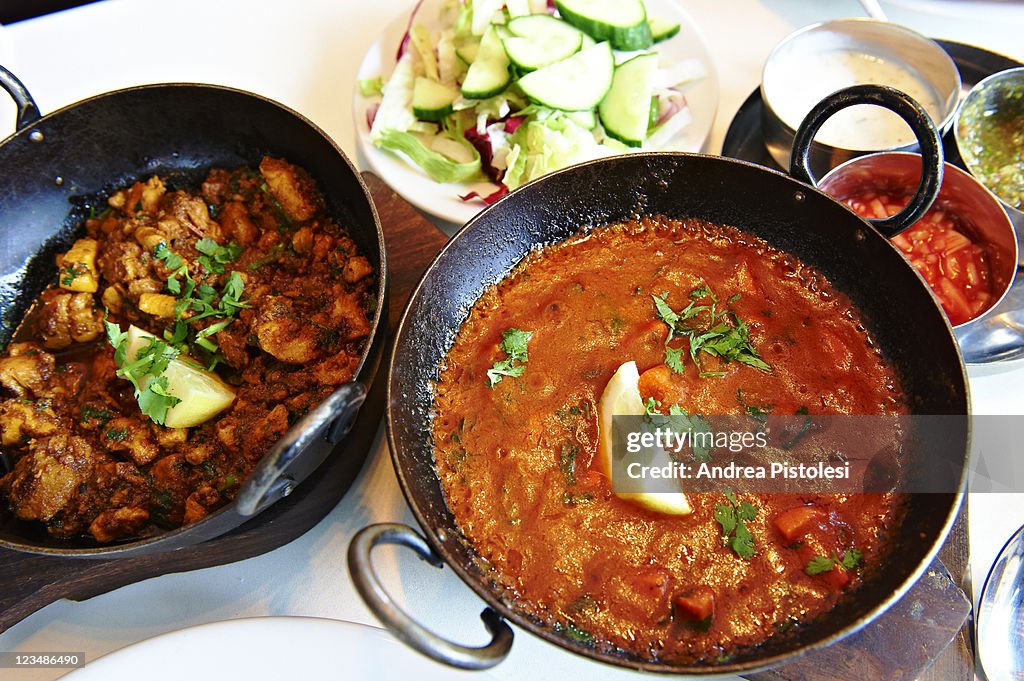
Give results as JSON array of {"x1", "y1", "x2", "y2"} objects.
[
  {"x1": 655, "y1": 89, "x2": 687, "y2": 128},
  {"x1": 460, "y1": 184, "x2": 509, "y2": 205},
  {"x1": 396, "y1": 0, "x2": 426, "y2": 61}
]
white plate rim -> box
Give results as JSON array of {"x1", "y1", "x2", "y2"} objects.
[
  {"x1": 353, "y1": 0, "x2": 720, "y2": 226},
  {"x1": 60, "y1": 616, "x2": 495, "y2": 680}
]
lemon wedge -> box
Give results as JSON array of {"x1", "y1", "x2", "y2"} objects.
[
  {"x1": 597, "y1": 361, "x2": 692, "y2": 516},
  {"x1": 125, "y1": 325, "x2": 236, "y2": 428}
]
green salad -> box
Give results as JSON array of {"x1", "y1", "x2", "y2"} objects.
[{"x1": 361, "y1": 0, "x2": 705, "y2": 203}]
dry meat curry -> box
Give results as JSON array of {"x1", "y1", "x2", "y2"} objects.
[
  {"x1": 431, "y1": 217, "x2": 905, "y2": 663},
  {"x1": 0, "y1": 157, "x2": 374, "y2": 543}
]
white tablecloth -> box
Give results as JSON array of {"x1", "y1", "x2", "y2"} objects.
[{"x1": 1, "y1": 1, "x2": 1022, "y2": 679}]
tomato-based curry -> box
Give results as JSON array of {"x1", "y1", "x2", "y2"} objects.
[{"x1": 432, "y1": 217, "x2": 905, "y2": 663}]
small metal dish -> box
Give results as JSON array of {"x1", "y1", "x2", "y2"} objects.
[
  {"x1": 954, "y1": 66, "x2": 1024, "y2": 222},
  {"x1": 817, "y1": 151, "x2": 1018, "y2": 329},
  {"x1": 761, "y1": 18, "x2": 961, "y2": 176}
]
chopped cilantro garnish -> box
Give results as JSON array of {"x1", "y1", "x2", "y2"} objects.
[
  {"x1": 805, "y1": 556, "x2": 836, "y2": 575},
  {"x1": 643, "y1": 399, "x2": 712, "y2": 462},
  {"x1": 154, "y1": 242, "x2": 188, "y2": 293},
  {"x1": 783, "y1": 406, "x2": 814, "y2": 450},
  {"x1": 644, "y1": 396, "x2": 662, "y2": 419},
  {"x1": 80, "y1": 404, "x2": 112, "y2": 426},
  {"x1": 737, "y1": 388, "x2": 773, "y2": 423},
  {"x1": 562, "y1": 492, "x2": 593, "y2": 507},
  {"x1": 651, "y1": 284, "x2": 771, "y2": 377},
  {"x1": 60, "y1": 263, "x2": 88, "y2": 286},
  {"x1": 715, "y1": 491, "x2": 758, "y2": 560},
  {"x1": 652, "y1": 292, "x2": 680, "y2": 328},
  {"x1": 105, "y1": 319, "x2": 182, "y2": 425},
  {"x1": 664, "y1": 345, "x2": 686, "y2": 374},
  {"x1": 259, "y1": 182, "x2": 294, "y2": 230},
  {"x1": 553, "y1": 621, "x2": 594, "y2": 646},
  {"x1": 218, "y1": 473, "x2": 239, "y2": 492},
  {"x1": 842, "y1": 548, "x2": 864, "y2": 569},
  {"x1": 805, "y1": 548, "x2": 863, "y2": 575},
  {"x1": 249, "y1": 243, "x2": 286, "y2": 271},
  {"x1": 195, "y1": 238, "x2": 243, "y2": 275},
  {"x1": 559, "y1": 443, "x2": 579, "y2": 485},
  {"x1": 486, "y1": 328, "x2": 532, "y2": 387},
  {"x1": 689, "y1": 282, "x2": 716, "y2": 301},
  {"x1": 150, "y1": 242, "x2": 249, "y2": 362}
]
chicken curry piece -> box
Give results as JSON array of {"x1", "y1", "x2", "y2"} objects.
[{"x1": 0, "y1": 157, "x2": 375, "y2": 543}]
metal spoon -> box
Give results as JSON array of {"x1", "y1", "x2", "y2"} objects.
[
  {"x1": 856, "y1": 0, "x2": 888, "y2": 21},
  {"x1": 977, "y1": 522, "x2": 1024, "y2": 679}
]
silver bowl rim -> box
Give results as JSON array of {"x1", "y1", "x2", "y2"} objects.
[{"x1": 760, "y1": 17, "x2": 962, "y2": 154}]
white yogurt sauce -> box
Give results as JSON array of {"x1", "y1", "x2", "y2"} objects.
[{"x1": 767, "y1": 50, "x2": 944, "y2": 151}]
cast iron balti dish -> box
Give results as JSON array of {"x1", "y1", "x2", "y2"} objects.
[
  {"x1": 349, "y1": 86, "x2": 969, "y2": 673},
  {"x1": 0, "y1": 67, "x2": 388, "y2": 557}
]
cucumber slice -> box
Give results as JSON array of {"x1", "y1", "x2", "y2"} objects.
[
  {"x1": 412, "y1": 77, "x2": 457, "y2": 121},
  {"x1": 554, "y1": 0, "x2": 653, "y2": 51},
  {"x1": 647, "y1": 95, "x2": 659, "y2": 130},
  {"x1": 517, "y1": 41, "x2": 614, "y2": 111},
  {"x1": 567, "y1": 110, "x2": 597, "y2": 129},
  {"x1": 455, "y1": 41, "x2": 479, "y2": 65},
  {"x1": 507, "y1": 15, "x2": 584, "y2": 44},
  {"x1": 648, "y1": 16, "x2": 681, "y2": 43},
  {"x1": 502, "y1": 15, "x2": 584, "y2": 71},
  {"x1": 598, "y1": 52, "x2": 658, "y2": 147},
  {"x1": 462, "y1": 26, "x2": 512, "y2": 99}
]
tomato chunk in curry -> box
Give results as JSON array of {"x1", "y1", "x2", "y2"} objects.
[{"x1": 432, "y1": 217, "x2": 905, "y2": 663}]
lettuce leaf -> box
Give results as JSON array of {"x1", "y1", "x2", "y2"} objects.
[
  {"x1": 437, "y1": 29, "x2": 465, "y2": 86},
  {"x1": 471, "y1": 0, "x2": 503, "y2": 36},
  {"x1": 370, "y1": 52, "x2": 418, "y2": 142},
  {"x1": 503, "y1": 142, "x2": 527, "y2": 189},
  {"x1": 375, "y1": 129, "x2": 483, "y2": 183},
  {"x1": 504, "y1": 114, "x2": 606, "y2": 188}
]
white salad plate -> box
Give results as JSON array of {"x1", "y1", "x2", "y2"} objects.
[
  {"x1": 60, "y1": 616, "x2": 496, "y2": 680},
  {"x1": 354, "y1": 0, "x2": 719, "y2": 226}
]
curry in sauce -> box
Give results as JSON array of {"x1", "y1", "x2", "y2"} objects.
[
  {"x1": 432, "y1": 217, "x2": 904, "y2": 663},
  {"x1": 0, "y1": 157, "x2": 374, "y2": 543}
]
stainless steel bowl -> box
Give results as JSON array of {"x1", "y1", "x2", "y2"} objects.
[
  {"x1": 762, "y1": 18, "x2": 961, "y2": 176},
  {"x1": 818, "y1": 152, "x2": 1018, "y2": 328},
  {"x1": 954, "y1": 66, "x2": 1024, "y2": 223}
]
